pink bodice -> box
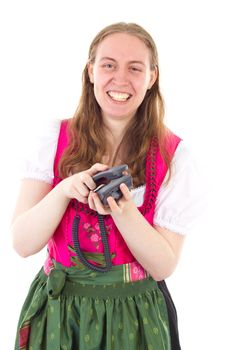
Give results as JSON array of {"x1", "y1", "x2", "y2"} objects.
[{"x1": 45, "y1": 119, "x2": 181, "y2": 271}]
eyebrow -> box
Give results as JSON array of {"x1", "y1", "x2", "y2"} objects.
[{"x1": 99, "y1": 57, "x2": 146, "y2": 66}]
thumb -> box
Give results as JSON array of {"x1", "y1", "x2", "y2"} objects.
[{"x1": 86, "y1": 163, "x2": 109, "y2": 177}]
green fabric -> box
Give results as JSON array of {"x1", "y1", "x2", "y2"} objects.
[{"x1": 15, "y1": 262, "x2": 171, "y2": 349}]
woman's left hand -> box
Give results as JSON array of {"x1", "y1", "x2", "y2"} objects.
[{"x1": 88, "y1": 183, "x2": 135, "y2": 217}]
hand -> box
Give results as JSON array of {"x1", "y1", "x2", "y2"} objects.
[
  {"x1": 88, "y1": 183, "x2": 135, "y2": 217},
  {"x1": 61, "y1": 163, "x2": 108, "y2": 204}
]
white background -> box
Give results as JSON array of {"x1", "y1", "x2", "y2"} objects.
[{"x1": 0, "y1": 0, "x2": 232, "y2": 349}]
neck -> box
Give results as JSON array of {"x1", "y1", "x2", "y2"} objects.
[
  {"x1": 102, "y1": 119, "x2": 129, "y2": 166},
  {"x1": 104, "y1": 119, "x2": 128, "y2": 141}
]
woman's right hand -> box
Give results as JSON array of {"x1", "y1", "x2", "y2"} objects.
[
  {"x1": 61, "y1": 163, "x2": 109, "y2": 204},
  {"x1": 11, "y1": 163, "x2": 108, "y2": 257}
]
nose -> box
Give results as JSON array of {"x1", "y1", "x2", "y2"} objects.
[{"x1": 113, "y1": 66, "x2": 129, "y2": 85}]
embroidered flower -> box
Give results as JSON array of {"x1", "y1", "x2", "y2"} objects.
[
  {"x1": 83, "y1": 223, "x2": 91, "y2": 230},
  {"x1": 83, "y1": 222, "x2": 101, "y2": 250},
  {"x1": 90, "y1": 233, "x2": 101, "y2": 243},
  {"x1": 129, "y1": 261, "x2": 147, "y2": 281},
  {"x1": 82, "y1": 221, "x2": 113, "y2": 251}
]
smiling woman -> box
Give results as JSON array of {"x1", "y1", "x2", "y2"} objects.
[
  {"x1": 11, "y1": 22, "x2": 204, "y2": 350},
  {"x1": 87, "y1": 33, "x2": 156, "y2": 122}
]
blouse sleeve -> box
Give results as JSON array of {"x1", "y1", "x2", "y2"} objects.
[
  {"x1": 20, "y1": 118, "x2": 61, "y2": 184},
  {"x1": 153, "y1": 141, "x2": 207, "y2": 235}
]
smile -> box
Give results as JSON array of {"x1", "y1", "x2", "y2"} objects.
[{"x1": 107, "y1": 91, "x2": 132, "y2": 102}]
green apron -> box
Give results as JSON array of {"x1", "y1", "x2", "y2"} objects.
[{"x1": 15, "y1": 261, "x2": 171, "y2": 350}]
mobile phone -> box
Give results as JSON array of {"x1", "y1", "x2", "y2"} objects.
[{"x1": 93, "y1": 165, "x2": 133, "y2": 205}]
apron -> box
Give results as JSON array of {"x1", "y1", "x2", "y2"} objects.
[{"x1": 15, "y1": 260, "x2": 172, "y2": 350}]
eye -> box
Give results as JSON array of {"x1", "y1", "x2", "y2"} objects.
[
  {"x1": 130, "y1": 66, "x2": 142, "y2": 72},
  {"x1": 103, "y1": 63, "x2": 114, "y2": 69}
]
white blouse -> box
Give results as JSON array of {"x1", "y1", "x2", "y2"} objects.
[{"x1": 20, "y1": 118, "x2": 206, "y2": 235}]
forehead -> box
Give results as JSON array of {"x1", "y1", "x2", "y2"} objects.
[{"x1": 95, "y1": 33, "x2": 151, "y2": 63}]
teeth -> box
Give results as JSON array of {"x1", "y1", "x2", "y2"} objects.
[{"x1": 108, "y1": 91, "x2": 131, "y2": 101}]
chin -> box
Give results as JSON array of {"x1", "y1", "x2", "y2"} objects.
[{"x1": 102, "y1": 107, "x2": 136, "y2": 121}]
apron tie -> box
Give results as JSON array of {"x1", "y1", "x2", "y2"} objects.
[
  {"x1": 47, "y1": 268, "x2": 66, "y2": 299},
  {"x1": 18, "y1": 267, "x2": 66, "y2": 350},
  {"x1": 46, "y1": 268, "x2": 66, "y2": 348}
]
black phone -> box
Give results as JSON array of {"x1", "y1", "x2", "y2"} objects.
[{"x1": 92, "y1": 164, "x2": 133, "y2": 206}]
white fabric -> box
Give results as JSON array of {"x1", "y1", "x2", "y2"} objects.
[
  {"x1": 20, "y1": 118, "x2": 206, "y2": 235},
  {"x1": 20, "y1": 118, "x2": 61, "y2": 184}
]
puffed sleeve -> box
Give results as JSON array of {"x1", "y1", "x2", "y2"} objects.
[
  {"x1": 153, "y1": 141, "x2": 207, "y2": 235},
  {"x1": 20, "y1": 118, "x2": 61, "y2": 184}
]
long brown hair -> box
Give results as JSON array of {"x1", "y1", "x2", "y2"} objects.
[{"x1": 59, "y1": 22, "x2": 172, "y2": 187}]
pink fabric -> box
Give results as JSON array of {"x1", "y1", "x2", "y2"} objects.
[
  {"x1": 128, "y1": 261, "x2": 149, "y2": 281},
  {"x1": 45, "y1": 120, "x2": 181, "y2": 269}
]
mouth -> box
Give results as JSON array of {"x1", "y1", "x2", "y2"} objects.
[{"x1": 107, "y1": 91, "x2": 132, "y2": 102}]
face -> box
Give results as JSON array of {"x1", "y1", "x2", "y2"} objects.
[{"x1": 88, "y1": 33, "x2": 157, "y2": 123}]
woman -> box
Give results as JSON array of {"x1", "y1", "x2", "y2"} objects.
[{"x1": 12, "y1": 22, "x2": 203, "y2": 349}]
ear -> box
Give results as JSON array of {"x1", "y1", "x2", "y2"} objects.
[
  {"x1": 87, "y1": 62, "x2": 94, "y2": 83},
  {"x1": 148, "y1": 66, "x2": 158, "y2": 89}
]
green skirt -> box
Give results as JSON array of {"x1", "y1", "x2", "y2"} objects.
[{"x1": 15, "y1": 261, "x2": 171, "y2": 350}]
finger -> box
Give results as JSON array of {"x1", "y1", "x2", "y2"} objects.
[
  {"x1": 92, "y1": 192, "x2": 111, "y2": 215},
  {"x1": 107, "y1": 196, "x2": 121, "y2": 214},
  {"x1": 75, "y1": 193, "x2": 88, "y2": 204},
  {"x1": 88, "y1": 191, "x2": 96, "y2": 210},
  {"x1": 74, "y1": 181, "x2": 90, "y2": 198},
  {"x1": 79, "y1": 173, "x2": 96, "y2": 191},
  {"x1": 86, "y1": 163, "x2": 109, "y2": 177},
  {"x1": 119, "y1": 183, "x2": 132, "y2": 201}
]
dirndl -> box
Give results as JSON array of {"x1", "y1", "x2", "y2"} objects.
[{"x1": 15, "y1": 261, "x2": 176, "y2": 350}]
